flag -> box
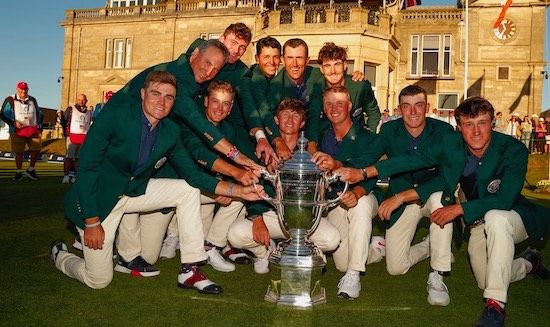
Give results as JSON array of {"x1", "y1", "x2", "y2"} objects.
[
  {"x1": 400, "y1": 0, "x2": 421, "y2": 10},
  {"x1": 493, "y1": 0, "x2": 513, "y2": 29},
  {"x1": 508, "y1": 74, "x2": 531, "y2": 113}
]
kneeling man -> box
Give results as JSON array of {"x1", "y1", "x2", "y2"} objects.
[{"x1": 51, "y1": 71, "x2": 263, "y2": 294}]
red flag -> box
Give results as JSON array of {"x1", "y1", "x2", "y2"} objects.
[{"x1": 493, "y1": 0, "x2": 513, "y2": 29}]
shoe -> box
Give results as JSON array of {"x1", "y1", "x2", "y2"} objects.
[
  {"x1": 523, "y1": 247, "x2": 549, "y2": 279},
  {"x1": 337, "y1": 273, "x2": 361, "y2": 299},
  {"x1": 72, "y1": 236, "x2": 83, "y2": 251},
  {"x1": 371, "y1": 236, "x2": 386, "y2": 257},
  {"x1": 475, "y1": 299, "x2": 505, "y2": 327},
  {"x1": 254, "y1": 251, "x2": 271, "y2": 274},
  {"x1": 13, "y1": 172, "x2": 23, "y2": 181},
  {"x1": 159, "y1": 234, "x2": 179, "y2": 259},
  {"x1": 114, "y1": 255, "x2": 160, "y2": 277},
  {"x1": 24, "y1": 169, "x2": 39, "y2": 180},
  {"x1": 178, "y1": 265, "x2": 222, "y2": 294},
  {"x1": 70, "y1": 176, "x2": 77, "y2": 183},
  {"x1": 223, "y1": 246, "x2": 251, "y2": 264},
  {"x1": 50, "y1": 239, "x2": 68, "y2": 262},
  {"x1": 427, "y1": 271, "x2": 450, "y2": 306},
  {"x1": 207, "y1": 248, "x2": 235, "y2": 272},
  {"x1": 62, "y1": 175, "x2": 71, "y2": 184}
]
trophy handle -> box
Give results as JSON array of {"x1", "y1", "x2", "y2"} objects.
[
  {"x1": 254, "y1": 168, "x2": 280, "y2": 206},
  {"x1": 323, "y1": 172, "x2": 349, "y2": 207}
]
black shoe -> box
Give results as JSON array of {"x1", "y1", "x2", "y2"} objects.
[
  {"x1": 223, "y1": 247, "x2": 252, "y2": 264},
  {"x1": 523, "y1": 247, "x2": 549, "y2": 280},
  {"x1": 114, "y1": 255, "x2": 160, "y2": 277},
  {"x1": 50, "y1": 240, "x2": 68, "y2": 262},
  {"x1": 475, "y1": 299, "x2": 505, "y2": 327},
  {"x1": 13, "y1": 172, "x2": 23, "y2": 181},
  {"x1": 24, "y1": 169, "x2": 39, "y2": 180}
]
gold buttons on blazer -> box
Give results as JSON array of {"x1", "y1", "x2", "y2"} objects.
[{"x1": 444, "y1": 196, "x2": 451, "y2": 201}]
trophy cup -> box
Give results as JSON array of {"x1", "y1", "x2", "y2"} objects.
[{"x1": 259, "y1": 132, "x2": 348, "y2": 308}]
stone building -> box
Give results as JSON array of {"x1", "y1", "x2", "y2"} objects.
[{"x1": 59, "y1": 0, "x2": 548, "y2": 118}]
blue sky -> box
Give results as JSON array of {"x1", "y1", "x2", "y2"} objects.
[{"x1": 0, "y1": 0, "x2": 548, "y2": 110}]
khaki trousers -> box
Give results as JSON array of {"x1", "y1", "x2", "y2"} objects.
[
  {"x1": 55, "y1": 179, "x2": 205, "y2": 289},
  {"x1": 468, "y1": 209, "x2": 529, "y2": 303},
  {"x1": 227, "y1": 210, "x2": 340, "y2": 258},
  {"x1": 162, "y1": 193, "x2": 245, "y2": 247},
  {"x1": 385, "y1": 191, "x2": 453, "y2": 275},
  {"x1": 326, "y1": 193, "x2": 379, "y2": 272}
]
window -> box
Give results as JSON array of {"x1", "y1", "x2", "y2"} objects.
[
  {"x1": 200, "y1": 33, "x2": 221, "y2": 40},
  {"x1": 497, "y1": 66, "x2": 510, "y2": 80},
  {"x1": 105, "y1": 38, "x2": 132, "y2": 69},
  {"x1": 437, "y1": 93, "x2": 458, "y2": 110},
  {"x1": 410, "y1": 34, "x2": 452, "y2": 77},
  {"x1": 363, "y1": 63, "x2": 377, "y2": 87}
]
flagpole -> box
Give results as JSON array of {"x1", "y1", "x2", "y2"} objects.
[{"x1": 464, "y1": 0, "x2": 469, "y2": 99}]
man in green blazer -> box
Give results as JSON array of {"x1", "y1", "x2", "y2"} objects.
[
  {"x1": 311, "y1": 86, "x2": 383, "y2": 300},
  {"x1": 348, "y1": 85, "x2": 454, "y2": 307},
  {"x1": 317, "y1": 42, "x2": 381, "y2": 133},
  {"x1": 50, "y1": 71, "x2": 263, "y2": 294},
  {"x1": 105, "y1": 39, "x2": 259, "y2": 171},
  {"x1": 186, "y1": 23, "x2": 276, "y2": 166},
  {"x1": 337, "y1": 96, "x2": 549, "y2": 326}
]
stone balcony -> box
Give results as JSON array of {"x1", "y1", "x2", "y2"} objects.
[{"x1": 64, "y1": 0, "x2": 389, "y2": 35}]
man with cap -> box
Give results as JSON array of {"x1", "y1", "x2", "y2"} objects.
[
  {"x1": 93, "y1": 91, "x2": 113, "y2": 119},
  {"x1": 0, "y1": 82, "x2": 42, "y2": 181}
]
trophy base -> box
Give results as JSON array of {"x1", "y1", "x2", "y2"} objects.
[{"x1": 264, "y1": 251, "x2": 326, "y2": 308}]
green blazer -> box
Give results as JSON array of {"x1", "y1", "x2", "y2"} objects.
[
  {"x1": 105, "y1": 53, "x2": 224, "y2": 149},
  {"x1": 319, "y1": 75, "x2": 381, "y2": 133},
  {"x1": 362, "y1": 118, "x2": 453, "y2": 227},
  {"x1": 375, "y1": 131, "x2": 550, "y2": 241},
  {"x1": 64, "y1": 103, "x2": 219, "y2": 229},
  {"x1": 319, "y1": 123, "x2": 378, "y2": 198},
  {"x1": 187, "y1": 38, "x2": 260, "y2": 160},
  {"x1": 243, "y1": 64, "x2": 281, "y2": 142},
  {"x1": 269, "y1": 66, "x2": 325, "y2": 141}
]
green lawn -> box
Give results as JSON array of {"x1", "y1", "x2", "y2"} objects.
[{"x1": 1, "y1": 158, "x2": 550, "y2": 327}]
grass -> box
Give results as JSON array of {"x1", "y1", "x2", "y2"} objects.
[{"x1": 1, "y1": 153, "x2": 550, "y2": 326}]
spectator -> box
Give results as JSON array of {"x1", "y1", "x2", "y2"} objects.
[
  {"x1": 0, "y1": 82, "x2": 42, "y2": 181},
  {"x1": 61, "y1": 94, "x2": 92, "y2": 184},
  {"x1": 93, "y1": 90, "x2": 113, "y2": 119},
  {"x1": 534, "y1": 118, "x2": 546, "y2": 154},
  {"x1": 506, "y1": 113, "x2": 521, "y2": 140},
  {"x1": 520, "y1": 116, "x2": 532, "y2": 150},
  {"x1": 493, "y1": 111, "x2": 507, "y2": 134}
]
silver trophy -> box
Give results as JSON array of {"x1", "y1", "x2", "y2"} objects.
[{"x1": 259, "y1": 132, "x2": 348, "y2": 307}]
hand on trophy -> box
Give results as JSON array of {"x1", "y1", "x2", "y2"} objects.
[
  {"x1": 252, "y1": 216, "x2": 271, "y2": 248},
  {"x1": 311, "y1": 151, "x2": 343, "y2": 171},
  {"x1": 333, "y1": 167, "x2": 364, "y2": 184},
  {"x1": 232, "y1": 167, "x2": 260, "y2": 186},
  {"x1": 255, "y1": 137, "x2": 279, "y2": 166},
  {"x1": 337, "y1": 190, "x2": 360, "y2": 209},
  {"x1": 273, "y1": 137, "x2": 293, "y2": 161},
  {"x1": 238, "y1": 183, "x2": 268, "y2": 201}
]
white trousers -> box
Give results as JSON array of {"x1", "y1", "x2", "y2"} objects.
[
  {"x1": 468, "y1": 209, "x2": 529, "y2": 303},
  {"x1": 385, "y1": 191, "x2": 453, "y2": 275},
  {"x1": 326, "y1": 193, "x2": 379, "y2": 272},
  {"x1": 55, "y1": 179, "x2": 205, "y2": 289},
  {"x1": 227, "y1": 210, "x2": 340, "y2": 258},
  {"x1": 162, "y1": 193, "x2": 245, "y2": 247}
]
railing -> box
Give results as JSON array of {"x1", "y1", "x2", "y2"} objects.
[
  {"x1": 334, "y1": 3, "x2": 352, "y2": 23},
  {"x1": 238, "y1": 0, "x2": 263, "y2": 8},
  {"x1": 73, "y1": 8, "x2": 102, "y2": 19},
  {"x1": 206, "y1": 1, "x2": 229, "y2": 9},
  {"x1": 177, "y1": 1, "x2": 199, "y2": 11},
  {"x1": 305, "y1": 5, "x2": 327, "y2": 24},
  {"x1": 280, "y1": 7, "x2": 293, "y2": 24},
  {"x1": 401, "y1": 9, "x2": 462, "y2": 20}
]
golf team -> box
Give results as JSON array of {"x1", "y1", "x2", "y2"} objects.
[{"x1": 44, "y1": 23, "x2": 550, "y2": 327}]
